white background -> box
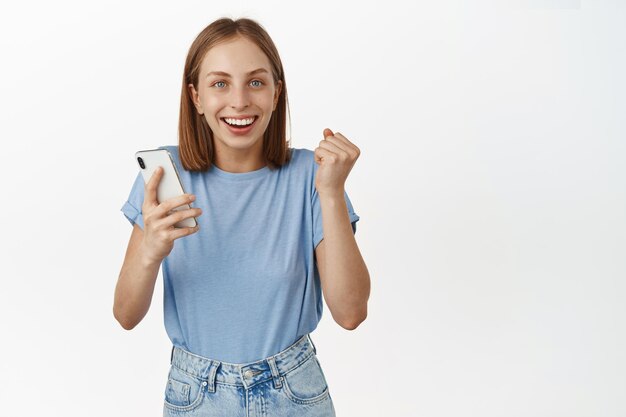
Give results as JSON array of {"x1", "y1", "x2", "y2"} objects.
[{"x1": 1, "y1": 1, "x2": 624, "y2": 416}]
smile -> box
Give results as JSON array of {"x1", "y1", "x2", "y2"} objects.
[
  {"x1": 220, "y1": 116, "x2": 258, "y2": 135},
  {"x1": 221, "y1": 116, "x2": 257, "y2": 126}
]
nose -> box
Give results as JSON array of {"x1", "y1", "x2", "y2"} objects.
[{"x1": 229, "y1": 84, "x2": 250, "y2": 110}]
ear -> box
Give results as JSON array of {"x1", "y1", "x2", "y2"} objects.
[
  {"x1": 188, "y1": 83, "x2": 204, "y2": 115},
  {"x1": 273, "y1": 80, "x2": 282, "y2": 111}
]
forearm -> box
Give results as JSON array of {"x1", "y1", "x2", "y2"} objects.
[
  {"x1": 113, "y1": 242, "x2": 161, "y2": 330},
  {"x1": 319, "y1": 190, "x2": 370, "y2": 327}
]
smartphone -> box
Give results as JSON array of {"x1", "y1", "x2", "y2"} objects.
[{"x1": 135, "y1": 148, "x2": 198, "y2": 229}]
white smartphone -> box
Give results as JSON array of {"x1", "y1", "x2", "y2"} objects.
[{"x1": 135, "y1": 148, "x2": 198, "y2": 229}]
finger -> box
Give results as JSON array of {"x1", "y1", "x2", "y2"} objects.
[
  {"x1": 329, "y1": 131, "x2": 351, "y2": 146},
  {"x1": 322, "y1": 129, "x2": 352, "y2": 150},
  {"x1": 318, "y1": 139, "x2": 348, "y2": 157},
  {"x1": 156, "y1": 193, "x2": 197, "y2": 218},
  {"x1": 320, "y1": 128, "x2": 347, "y2": 151},
  {"x1": 314, "y1": 146, "x2": 337, "y2": 164},
  {"x1": 162, "y1": 207, "x2": 202, "y2": 229},
  {"x1": 327, "y1": 132, "x2": 360, "y2": 157},
  {"x1": 320, "y1": 134, "x2": 351, "y2": 153},
  {"x1": 169, "y1": 224, "x2": 200, "y2": 240},
  {"x1": 144, "y1": 166, "x2": 164, "y2": 208}
]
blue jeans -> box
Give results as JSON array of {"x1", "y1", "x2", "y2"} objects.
[{"x1": 163, "y1": 334, "x2": 336, "y2": 416}]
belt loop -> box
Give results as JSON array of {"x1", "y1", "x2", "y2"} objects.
[
  {"x1": 206, "y1": 360, "x2": 220, "y2": 393},
  {"x1": 307, "y1": 333, "x2": 317, "y2": 355},
  {"x1": 170, "y1": 346, "x2": 175, "y2": 364},
  {"x1": 266, "y1": 356, "x2": 282, "y2": 389}
]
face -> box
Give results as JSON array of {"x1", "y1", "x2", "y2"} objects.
[{"x1": 188, "y1": 36, "x2": 282, "y2": 158}]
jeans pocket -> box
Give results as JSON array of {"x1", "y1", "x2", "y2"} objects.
[
  {"x1": 281, "y1": 353, "x2": 330, "y2": 405},
  {"x1": 164, "y1": 364, "x2": 206, "y2": 412}
]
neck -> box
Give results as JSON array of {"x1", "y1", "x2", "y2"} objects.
[{"x1": 213, "y1": 143, "x2": 266, "y2": 173}]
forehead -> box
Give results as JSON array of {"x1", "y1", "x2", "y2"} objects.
[{"x1": 201, "y1": 36, "x2": 272, "y2": 75}]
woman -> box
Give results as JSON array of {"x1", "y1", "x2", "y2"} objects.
[{"x1": 114, "y1": 17, "x2": 370, "y2": 416}]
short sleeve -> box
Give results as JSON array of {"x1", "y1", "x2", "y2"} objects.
[
  {"x1": 312, "y1": 186, "x2": 360, "y2": 250},
  {"x1": 120, "y1": 170, "x2": 145, "y2": 230}
]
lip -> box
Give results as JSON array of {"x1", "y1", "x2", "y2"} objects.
[
  {"x1": 221, "y1": 115, "x2": 258, "y2": 120},
  {"x1": 220, "y1": 115, "x2": 258, "y2": 136}
]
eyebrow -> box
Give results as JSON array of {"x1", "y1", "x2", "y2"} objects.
[{"x1": 206, "y1": 68, "x2": 269, "y2": 78}]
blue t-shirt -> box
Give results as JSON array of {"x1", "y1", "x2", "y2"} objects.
[{"x1": 121, "y1": 146, "x2": 359, "y2": 363}]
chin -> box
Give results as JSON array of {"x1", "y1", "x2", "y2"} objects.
[{"x1": 218, "y1": 136, "x2": 263, "y2": 150}]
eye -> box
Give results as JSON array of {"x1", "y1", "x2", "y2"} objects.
[
  {"x1": 213, "y1": 81, "x2": 226, "y2": 88},
  {"x1": 250, "y1": 79, "x2": 263, "y2": 87}
]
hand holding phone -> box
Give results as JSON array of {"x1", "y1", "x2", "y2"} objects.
[
  {"x1": 139, "y1": 166, "x2": 203, "y2": 262},
  {"x1": 135, "y1": 149, "x2": 198, "y2": 228},
  {"x1": 135, "y1": 149, "x2": 202, "y2": 262}
]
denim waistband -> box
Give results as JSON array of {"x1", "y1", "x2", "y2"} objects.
[{"x1": 169, "y1": 334, "x2": 318, "y2": 390}]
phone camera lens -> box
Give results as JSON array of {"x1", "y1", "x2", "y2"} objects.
[{"x1": 137, "y1": 157, "x2": 145, "y2": 169}]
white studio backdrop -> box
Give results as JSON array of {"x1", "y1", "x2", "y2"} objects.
[{"x1": 0, "y1": 1, "x2": 624, "y2": 416}]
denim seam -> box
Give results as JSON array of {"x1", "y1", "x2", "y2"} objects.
[
  {"x1": 280, "y1": 351, "x2": 316, "y2": 377},
  {"x1": 267, "y1": 355, "x2": 283, "y2": 389},
  {"x1": 174, "y1": 352, "x2": 314, "y2": 381},
  {"x1": 169, "y1": 335, "x2": 315, "y2": 389},
  {"x1": 164, "y1": 379, "x2": 205, "y2": 412},
  {"x1": 171, "y1": 335, "x2": 309, "y2": 367},
  {"x1": 281, "y1": 376, "x2": 330, "y2": 405},
  {"x1": 172, "y1": 363, "x2": 208, "y2": 380}
]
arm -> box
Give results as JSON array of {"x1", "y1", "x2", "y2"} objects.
[
  {"x1": 315, "y1": 192, "x2": 370, "y2": 330},
  {"x1": 113, "y1": 224, "x2": 161, "y2": 330},
  {"x1": 313, "y1": 127, "x2": 370, "y2": 330},
  {"x1": 114, "y1": 166, "x2": 201, "y2": 330}
]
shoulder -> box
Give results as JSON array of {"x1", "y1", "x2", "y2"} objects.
[
  {"x1": 288, "y1": 147, "x2": 316, "y2": 168},
  {"x1": 157, "y1": 144, "x2": 178, "y2": 154},
  {"x1": 155, "y1": 145, "x2": 185, "y2": 173},
  {"x1": 286, "y1": 148, "x2": 318, "y2": 196},
  {"x1": 290, "y1": 147, "x2": 314, "y2": 158},
  {"x1": 285, "y1": 148, "x2": 319, "y2": 180},
  {"x1": 156, "y1": 144, "x2": 180, "y2": 162}
]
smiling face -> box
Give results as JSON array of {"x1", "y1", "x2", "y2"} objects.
[{"x1": 188, "y1": 35, "x2": 282, "y2": 166}]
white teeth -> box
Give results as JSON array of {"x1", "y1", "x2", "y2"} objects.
[{"x1": 224, "y1": 117, "x2": 255, "y2": 126}]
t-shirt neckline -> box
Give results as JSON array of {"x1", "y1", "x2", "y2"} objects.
[{"x1": 209, "y1": 163, "x2": 271, "y2": 181}]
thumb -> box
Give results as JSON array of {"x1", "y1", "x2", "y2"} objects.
[{"x1": 323, "y1": 128, "x2": 334, "y2": 139}]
